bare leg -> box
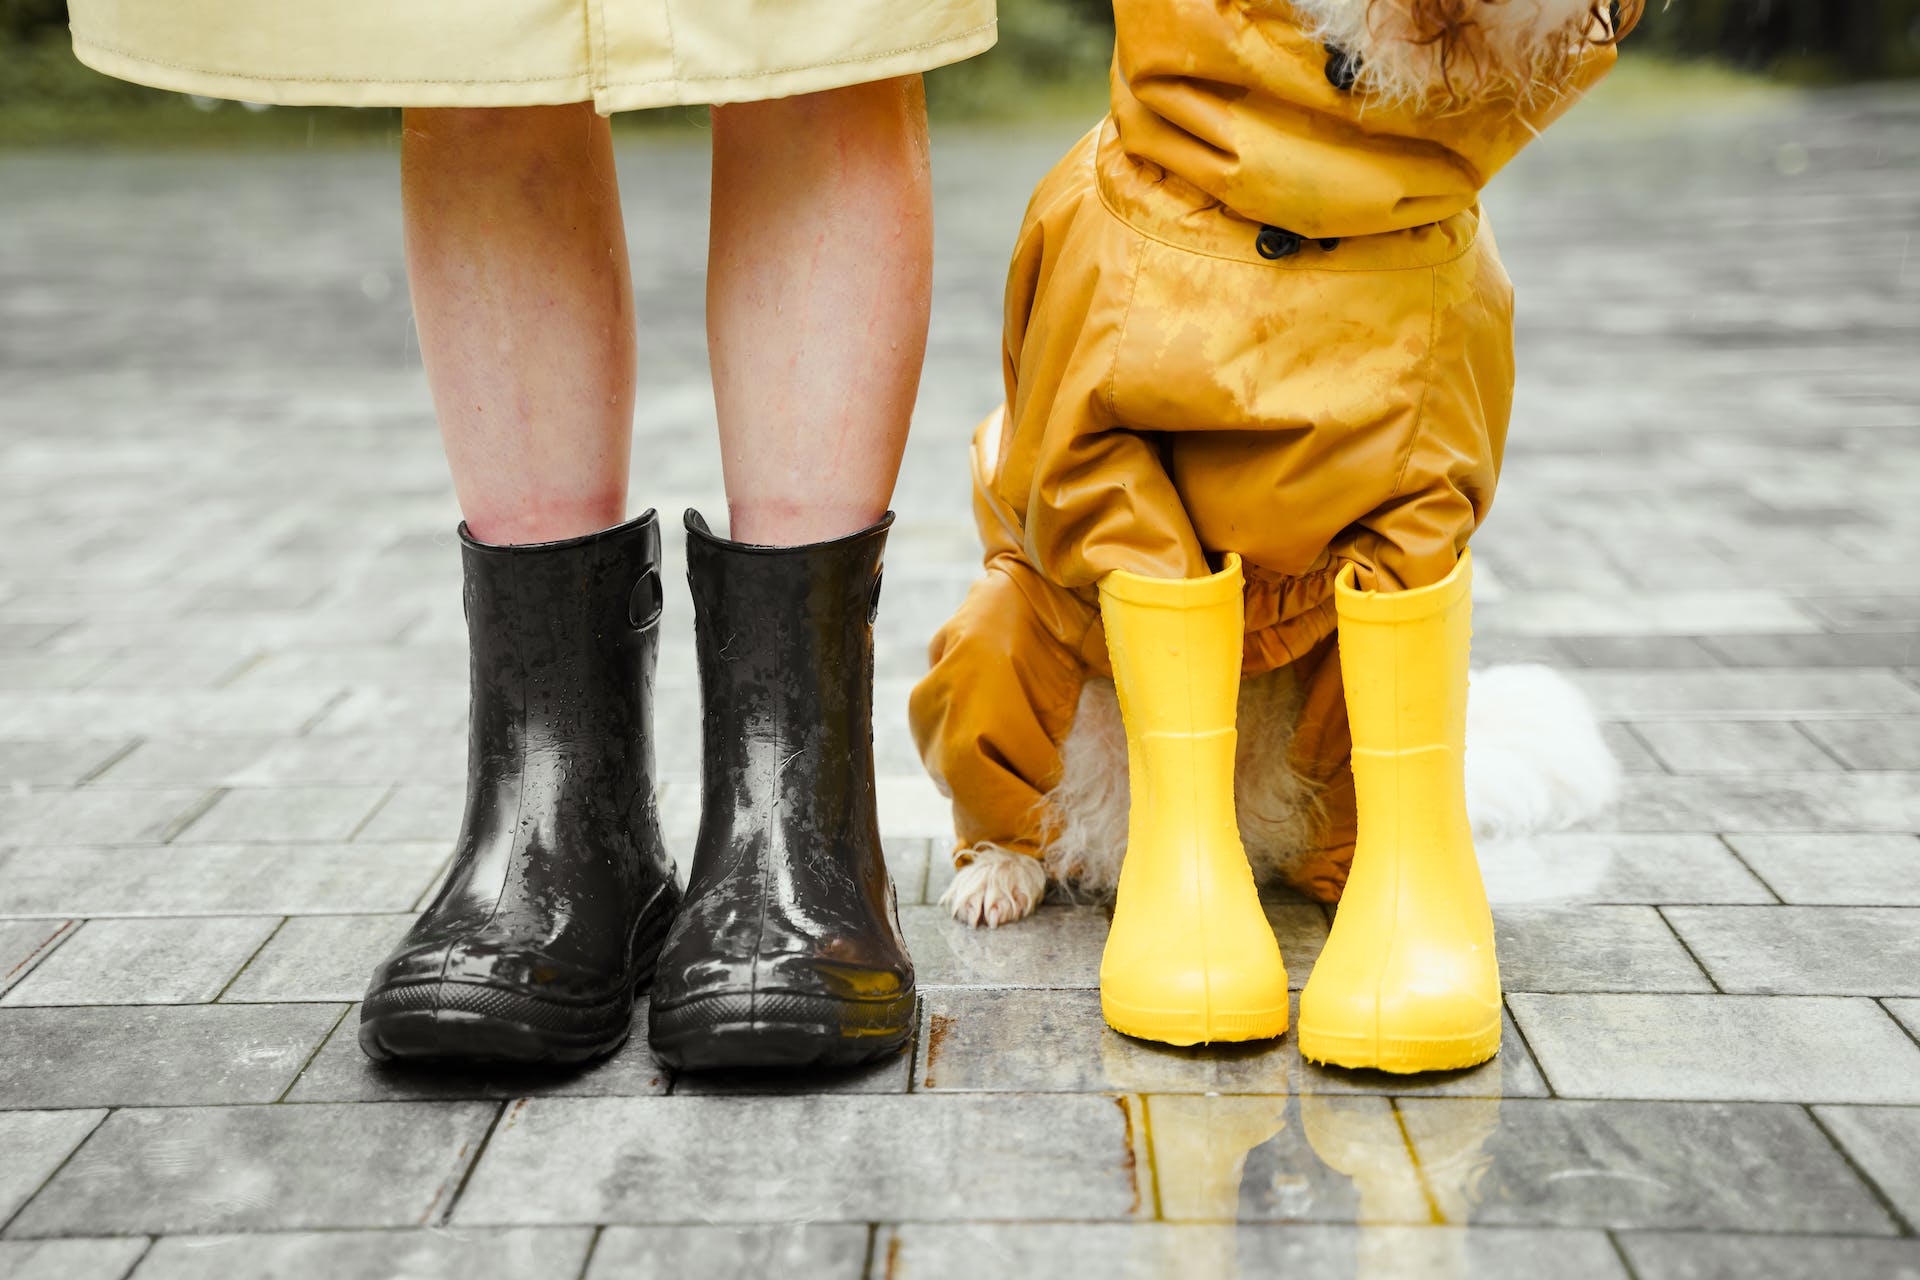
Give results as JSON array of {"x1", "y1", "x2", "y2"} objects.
[
  {"x1": 708, "y1": 77, "x2": 934, "y2": 546},
  {"x1": 402, "y1": 103, "x2": 635, "y2": 545}
]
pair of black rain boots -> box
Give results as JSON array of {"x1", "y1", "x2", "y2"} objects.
[{"x1": 358, "y1": 509, "x2": 915, "y2": 1070}]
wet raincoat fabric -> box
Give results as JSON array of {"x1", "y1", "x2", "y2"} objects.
[
  {"x1": 67, "y1": 0, "x2": 996, "y2": 113},
  {"x1": 909, "y1": 0, "x2": 1613, "y2": 900}
]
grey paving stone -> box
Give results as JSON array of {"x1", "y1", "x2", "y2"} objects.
[
  {"x1": 1152, "y1": 1092, "x2": 1429, "y2": 1224},
  {"x1": 1726, "y1": 834, "x2": 1920, "y2": 906},
  {"x1": 1802, "y1": 717, "x2": 1920, "y2": 770},
  {"x1": 879, "y1": 1223, "x2": 1630, "y2": 1280},
  {"x1": 0, "y1": 1004, "x2": 341, "y2": 1108},
  {"x1": 585, "y1": 1226, "x2": 868, "y2": 1280},
  {"x1": 0, "y1": 789, "x2": 211, "y2": 846},
  {"x1": 1397, "y1": 1099, "x2": 1897, "y2": 1233},
  {"x1": 1799, "y1": 595, "x2": 1920, "y2": 632},
  {"x1": 1555, "y1": 636, "x2": 1725, "y2": 668},
  {"x1": 1633, "y1": 720, "x2": 1842, "y2": 773},
  {"x1": 231, "y1": 734, "x2": 462, "y2": 788},
  {"x1": 0, "y1": 654, "x2": 112, "y2": 691},
  {"x1": 1508, "y1": 994, "x2": 1920, "y2": 1104},
  {"x1": 899, "y1": 904, "x2": 1109, "y2": 988},
  {"x1": 1572, "y1": 671, "x2": 1920, "y2": 719},
  {"x1": 0, "y1": 843, "x2": 448, "y2": 917},
  {"x1": 1663, "y1": 907, "x2": 1920, "y2": 996},
  {"x1": 131, "y1": 1228, "x2": 593, "y2": 1280},
  {"x1": 0, "y1": 1109, "x2": 107, "y2": 1224},
  {"x1": 88, "y1": 737, "x2": 277, "y2": 787},
  {"x1": 10, "y1": 1101, "x2": 496, "y2": 1238},
  {"x1": 1615, "y1": 773, "x2": 1920, "y2": 833},
  {"x1": 287, "y1": 1004, "x2": 669, "y2": 1103},
  {"x1": 1479, "y1": 591, "x2": 1815, "y2": 638},
  {"x1": 1478, "y1": 834, "x2": 1774, "y2": 906},
  {"x1": 83, "y1": 649, "x2": 254, "y2": 690},
  {"x1": 0, "y1": 691, "x2": 337, "y2": 739},
  {"x1": 0, "y1": 740, "x2": 130, "y2": 788},
  {"x1": 1, "y1": 916, "x2": 279, "y2": 1006},
  {"x1": 1496, "y1": 906, "x2": 1711, "y2": 993},
  {"x1": 0, "y1": 919, "x2": 76, "y2": 995},
  {"x1": 1701, "y1": 632, "x2": 1920, "y2": 668},
  {"x1": 172, "y1": 785, "x2": 389, "y2": 843},
  {"x1": 353, "y1": 784, "x2": 463, "y2": 844},
  {"x1": 915, "y1": 988, "x2": 1547, "y2": 1099},
  {"x1": 308, "y1": 688, "x2": 465, "y2": 739},
  {"x1": 0, "y1": 1239, "x2": 150, "y2": 1280},
  {"x1": 220, "y1": 915, "x2": 410, "y2": 1004},
  {"x1": 1813, "y1": 1106, "x2": 1920, "y2": 1230},
  {"x1": 1618, "y1": 1233, "x2": 1920, "y2": 1280},
  {"x1": 453, "y1": 1095, "x2": 1139, "y2": 1225}
]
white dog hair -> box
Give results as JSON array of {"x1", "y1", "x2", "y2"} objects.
[
  {"x1": 940, "y1": 663, "x2": 1617, "y2": 927},
  {"x1": 1285, "y1": 0, "x2": 1623, "y2": 108}
]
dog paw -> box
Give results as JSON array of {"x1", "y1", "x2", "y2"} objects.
[{"x1": 939, "y1": 846, "x2": 1048, "y2": 929}]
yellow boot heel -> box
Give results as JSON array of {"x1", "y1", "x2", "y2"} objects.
[
  {"x1": 1298, "y1": 551, "x2": 1502, "y2": 1073},
  {"x1": 1097, "y1": 554, "x2": 1289, "y2": 1046}
]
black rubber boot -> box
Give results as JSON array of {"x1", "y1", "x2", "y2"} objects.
[
  {"x1": 360, "y1": 512, "x2": 680, "y2": 1065},
  {"x1": 647, "y1": 510, "x2": 916, "y2": 1070}
]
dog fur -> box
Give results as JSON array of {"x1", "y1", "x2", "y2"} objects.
[
  {"x1": 1285, "y1": 0, "x2": 1631, "y2": 108},
  {"x1": 939, "y1": 663, "x2": 1616, "y2": 927}
]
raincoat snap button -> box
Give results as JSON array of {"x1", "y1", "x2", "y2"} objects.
[
  {"x1": 1324, "y1": 45, "x2": 1361, "y2": 91},
  {"x1": 1255, "y1": 226, "x2": 1303, "y2": 260}
]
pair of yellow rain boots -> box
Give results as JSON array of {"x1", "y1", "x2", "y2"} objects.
[{"x1": 1097, "y1": 551, "x2": 1500, "y2": 1073}]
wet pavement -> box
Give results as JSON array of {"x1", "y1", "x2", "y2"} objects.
[{"x1": 2, "y1": 82, "x2": 1918, "y2": 1278}]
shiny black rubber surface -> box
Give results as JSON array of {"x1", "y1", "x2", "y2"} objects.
[
  {"x1": 360, "y1": 512, "x2": 680, "y2": 1066},
  {"x1": 648, "y1": 511, "x2": 916, "y2": 1070}
]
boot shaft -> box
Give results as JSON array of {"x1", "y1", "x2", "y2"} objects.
[
  {"x1": 1333, "y1": 553, "x2": 1473, "y2": 759},
  {"x1": 683, "y1": 511, "x2": 889, "y2": 874},
  {"x1": 459, "y1": 513, "x2": 662, "y2": 791},
  {"x1": 1097, "y1": 554, "x2": 1245, "y2": 742}
]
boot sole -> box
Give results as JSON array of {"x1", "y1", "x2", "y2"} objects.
[
  {"x1": 1101, "y1": 994, "x2": 1290, "y2": 1047},
  {"x1": 1297, "y1": 1020, "x2": 1502, "y2": 1074},
  {"x1": 648, "y1": 989, "x2": 916, "y2": 1071},
  {"x1": 359, "y1": 888, "x2": 676, "y2": 1067}
]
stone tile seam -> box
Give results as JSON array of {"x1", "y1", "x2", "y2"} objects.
[
  {"x1": 1652, "y1": 905, "x2": 1730, "y2": 992},
  {"x1": 73, "y1": 737, "x2": 142, "y2": 787},
  {"x1": 1388, "y1": 1098, "x2": 1448, "y2": 1226},
  {"x1": 0, "y1": 1105, "x2": 110, "y2": 1239},
  {"x1": 1710, "y1": 834, "x2": 1788, "y2": 906},
  {"x1": 0, "y1": 918, "x2": 80, "y2": 996},
  {"x1": 156, "y1": 787, "x2": 226, "y2": 845},
  {"x1": 427, "y1": 1099, "x2": 508, "y2": 1228},
  {"x1": 1879, "y1": 998, "x2": 1920, "y2": 1054},
  {"x1": 275, "y1": 1002, "x2": 355, "y2": 1104},
  {"x1": 573, "y1": 1223, "x2": 607, "y2": 1280},
  {"x1": 1788, "y1": 719, "x2": 1862, "y2": 770},
  {"x1": 1803, "y1": 1105, "x2": 1918, "y2": 1237},
  {"x1": 1603, "y1": 1228, "x2": 1643, "y2": 1280},
  {"x1": 344, "y1": 783, "x2": 401, "y2": 843},
  {"x1": 211, "y1": 915, "x2": 292, "y2": 1005}
]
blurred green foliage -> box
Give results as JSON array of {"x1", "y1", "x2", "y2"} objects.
[{"x1": 3, "y1": 0, "x2": 1917, "y2": 145}]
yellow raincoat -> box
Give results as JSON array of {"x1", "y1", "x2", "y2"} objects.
[{"x1": 910, "y1": 0, "x2": 1614, "y2": 901}]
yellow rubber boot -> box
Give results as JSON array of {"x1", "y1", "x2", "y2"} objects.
[
  {"x1": 1098, "y1": 554, "x2": 1289, "y2": 1045},
  {"x1": 1298, "y1": 552, "x2": 1501, "y2": 1072}
]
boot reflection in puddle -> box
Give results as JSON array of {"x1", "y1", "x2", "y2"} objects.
[
  {"x1": 1144, "y1": 1093, "x2": 1292, "y2": 1278},
  {"x1": 1300, "y1": 1082, "x2": 1503, "y2": 1279}
]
